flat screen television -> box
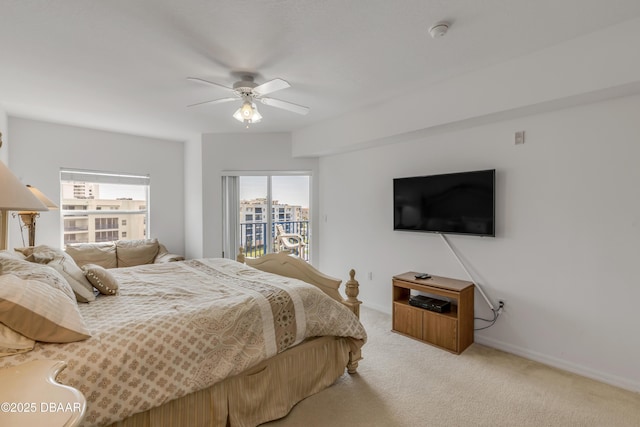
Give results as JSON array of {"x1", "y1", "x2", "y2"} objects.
[{"x1": 393, "y1": 169, "x2": 495, "y2": 237}]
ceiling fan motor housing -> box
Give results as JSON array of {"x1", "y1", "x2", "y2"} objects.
[{"x1": 233, "y1": 76, "x2": 258, "y2": 95}]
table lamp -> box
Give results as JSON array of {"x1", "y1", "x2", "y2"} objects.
[
  {"x1": 0, "y1": 161, "x2": 48, "y2": 250},
  {"x1": 17, "y1": 185, "x2": 59, "y2": 247}
]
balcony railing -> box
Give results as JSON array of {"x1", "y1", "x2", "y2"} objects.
[
  {"x1": 240, "y1": 220, "x2": 309, "y2": 261},
  {"x1": 63, "y1": 226, "x2": 89, "y2": 232}
]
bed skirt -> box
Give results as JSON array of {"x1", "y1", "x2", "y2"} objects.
[{"x1": 105, "y1": 336, "x2": 352, "y2": 427}]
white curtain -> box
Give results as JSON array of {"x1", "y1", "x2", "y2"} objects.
[{"x1": 221, "y1": 176, "x2": 239, "y2": 260}]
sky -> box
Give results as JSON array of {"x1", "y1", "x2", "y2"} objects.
[{"x1": 240, "y1": 176, "x2": 310, "y2": 208}]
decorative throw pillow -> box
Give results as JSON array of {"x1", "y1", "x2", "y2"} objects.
[
  {"x1": 116, "y1": 238, "x2": 159, "y2": 267},
  {"x1": 0, "y1": 255, "x2": 76, "y2": 302},
  {"x1": 0, "y1": 274, "x2": 91, "y2": 343},
  {"x1": 19, "y1": 245, "x2": 96, "y2": 303},
  {"x1": 12, "y1": 247, "x2": 38, "y2": 263},
  {"x1": 0, "y1": 324, "x2": 35, "y2": 357},
  {"x1": 65, "y1": 242, "x2": 118, "y2": 269},
  {"x1": 155, "y1": 243, "x2": 185, "y2": 263},
  {"x1": 83, "y1": 264, "x2": 119, "y2": 295}
]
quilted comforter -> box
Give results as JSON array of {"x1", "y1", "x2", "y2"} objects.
[{"x1": 0, "y1": 258, "x2": 367, "y2": 426}]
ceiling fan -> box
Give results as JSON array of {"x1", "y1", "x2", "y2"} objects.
[{"x1": 187, "y1": 75, "x2": 310, "y2": 126}]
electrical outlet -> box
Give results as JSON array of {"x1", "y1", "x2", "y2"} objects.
[
  {"x1": 367, "y1": 272, "x2": 373, "y2": 280},
  {"x1": 497, "y1": 299, "x2": 506, "y2": 315},
  {"x1": 515, "y1": 131, "x2": 525, "y2": 145}
]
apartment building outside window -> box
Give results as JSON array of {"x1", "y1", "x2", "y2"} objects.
[{"x1": 60, "y1": 169, "x2": 150, "y2": 245}]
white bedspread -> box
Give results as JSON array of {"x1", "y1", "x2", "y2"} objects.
[{"x1": 0, "y1": 258, "x2": 367, "y2": 427}]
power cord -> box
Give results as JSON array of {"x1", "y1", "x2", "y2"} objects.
[{"x1": 474, "y1": 300, "x2": 504, "y2": 331}]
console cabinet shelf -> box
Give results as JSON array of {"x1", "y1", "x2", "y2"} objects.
[{"x1": 392, "y1": 272, "x2": 474, "y2": 354}]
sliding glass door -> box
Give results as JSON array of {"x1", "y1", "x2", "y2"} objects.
[{"x1": 223, "y1": 173, "x2": 310, "y2": 261}]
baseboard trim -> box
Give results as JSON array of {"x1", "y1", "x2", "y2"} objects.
[
  {"x1": 475, "y1": 335, "x2": 640, "y2": 393},
  {"x1": 362, "y1": 302, "x2": 389, "y2": 315}
]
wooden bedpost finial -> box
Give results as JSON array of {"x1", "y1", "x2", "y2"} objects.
[
  {"x1": 237, "y1": 247, "x2": 245, "y2": 263},
  {"x1": 344, "y1": 269, "x2": 361, "y2": 318},
  {"x1": 344, "y1": 269, "x2": 363, "y2": 373},
  {"x1": 345, "y1": 269, "x2": 358, "y2": 299}
]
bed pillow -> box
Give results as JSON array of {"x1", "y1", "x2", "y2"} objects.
[
  {"x1": 0, "y1": 274, "x2": 91, "y2": 343},
  {"x1": 16, "y1": 245, "x2": 96, "y2": 303},
  {"x1": 65, "y1": 242, "x2": 118, "y2": 269},
  {"x1": 0, "y1": 254, "x2": 76, "y2": 302},
  {"x1": 116, "y1": 238, "x2": 159, "y2": 267},
  {"x1": 83, "y1": 264, "x2": 119, "y2": 295},
  {"x1": 0, "y1": 249, "x2": 26, "y2": 261},
  {"x1": 0, "y1": 324, "x2": 35, "y2": 357}
]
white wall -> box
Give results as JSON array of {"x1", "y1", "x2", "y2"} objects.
[
  {"x1": 202, "y1": 132, "x2": 318, "y2": 261},
  {"x1": 184, "y1": 135, "x2": 204, "y2": 259},
  {"x1": 318, "y1": 93, "x2": 640, "y2": 392},
  {"x1": 7, "y1": 117, "x2": 185, "y2": 255},
  {"x1": 0, "y1": 109, "x2": 7, "y2": 164}
]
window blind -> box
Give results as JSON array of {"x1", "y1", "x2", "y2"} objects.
[{"x1": 60, "y1": 169, "x2": 150, "y2": 186}]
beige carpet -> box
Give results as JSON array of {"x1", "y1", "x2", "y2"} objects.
[{"x1": 264, "y1": 306, "x2": 640, "y2": 427}]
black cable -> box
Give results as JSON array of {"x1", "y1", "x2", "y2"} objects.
[{"x1": 474, "y1": 309, "x2": 498, "y2": 331}]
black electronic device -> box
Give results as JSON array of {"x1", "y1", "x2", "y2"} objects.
[
  {"x1": 414, "y1": 273, "x2": 431, "y2": 279},
  {"x1": 409, "y1": 295, "x2": 451, "y2": 313},
  {"x1": 393, "y1": 169, "x2": 495, "y2": 237}
]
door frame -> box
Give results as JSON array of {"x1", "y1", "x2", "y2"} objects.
[{"x1": 221, "y1": 170, "x2": 312, "y2": 261}]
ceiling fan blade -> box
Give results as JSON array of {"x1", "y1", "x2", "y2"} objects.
[
  {"x1": 253, "y1": 78, "x2": 291, "y2": 96},
  {"x1": 186, "y1": 77, "x2": 235, "y2": 92},
  {"x1": 259, "y1": 97, "x2": 310, "y2": 115},
  {"x1": 187, "y1": 97, "x2": 237, "y2": 107}
]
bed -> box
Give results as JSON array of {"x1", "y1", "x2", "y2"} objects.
[{"x1": 0, "y1": 249, "x2": 366, "y2": 427}]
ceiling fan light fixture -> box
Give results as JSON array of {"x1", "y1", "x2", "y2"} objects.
[
  {"x1": 232, "y1": 108, "x2": 244, "y2": 122},
  {"x1": 233, "y1": 102, "x2": 262, "y2": 124},
  {"x1": 240, "y1": 101, "x2": 254, "y2": 119},
  {"x1": 250, "y1": 104, "x2": 262, "y2": 122}
]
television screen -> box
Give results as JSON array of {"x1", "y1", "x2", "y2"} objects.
[{"x1": 393, "y1": 169, "x2": 495, "y2": 236}]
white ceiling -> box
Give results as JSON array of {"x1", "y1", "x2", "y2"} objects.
[{"x1": 3, "y1": 0, "x2": 640, "y2": 141}]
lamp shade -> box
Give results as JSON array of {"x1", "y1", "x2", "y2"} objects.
[
  {"x1": 240, "y1": 101, "x2": 254, "y2": 119},
  {"x1": 233, "y1": 103, "x2": 262, "y2": 124},
  {"x1": 0, "y1": 161, "x2": 48, "y2": 211},
  {"x1": 25, "y1": 185, "x2": 58, "y2": 211},
  {"x1": 250, "y1": 104, "x2": 262, "y2": 122}
]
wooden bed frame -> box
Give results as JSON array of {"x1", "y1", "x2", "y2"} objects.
[{"x1": 100, "y1": 250, "x2": 364, "y2": 427}]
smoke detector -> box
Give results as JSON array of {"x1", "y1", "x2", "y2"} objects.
[{"x1": 428, "y1": 22, "x2": 449, "y2": 38}]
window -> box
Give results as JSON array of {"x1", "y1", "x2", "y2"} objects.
[{"x1": 60, "y1": 169, "x2": 150, "y2": 245}]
